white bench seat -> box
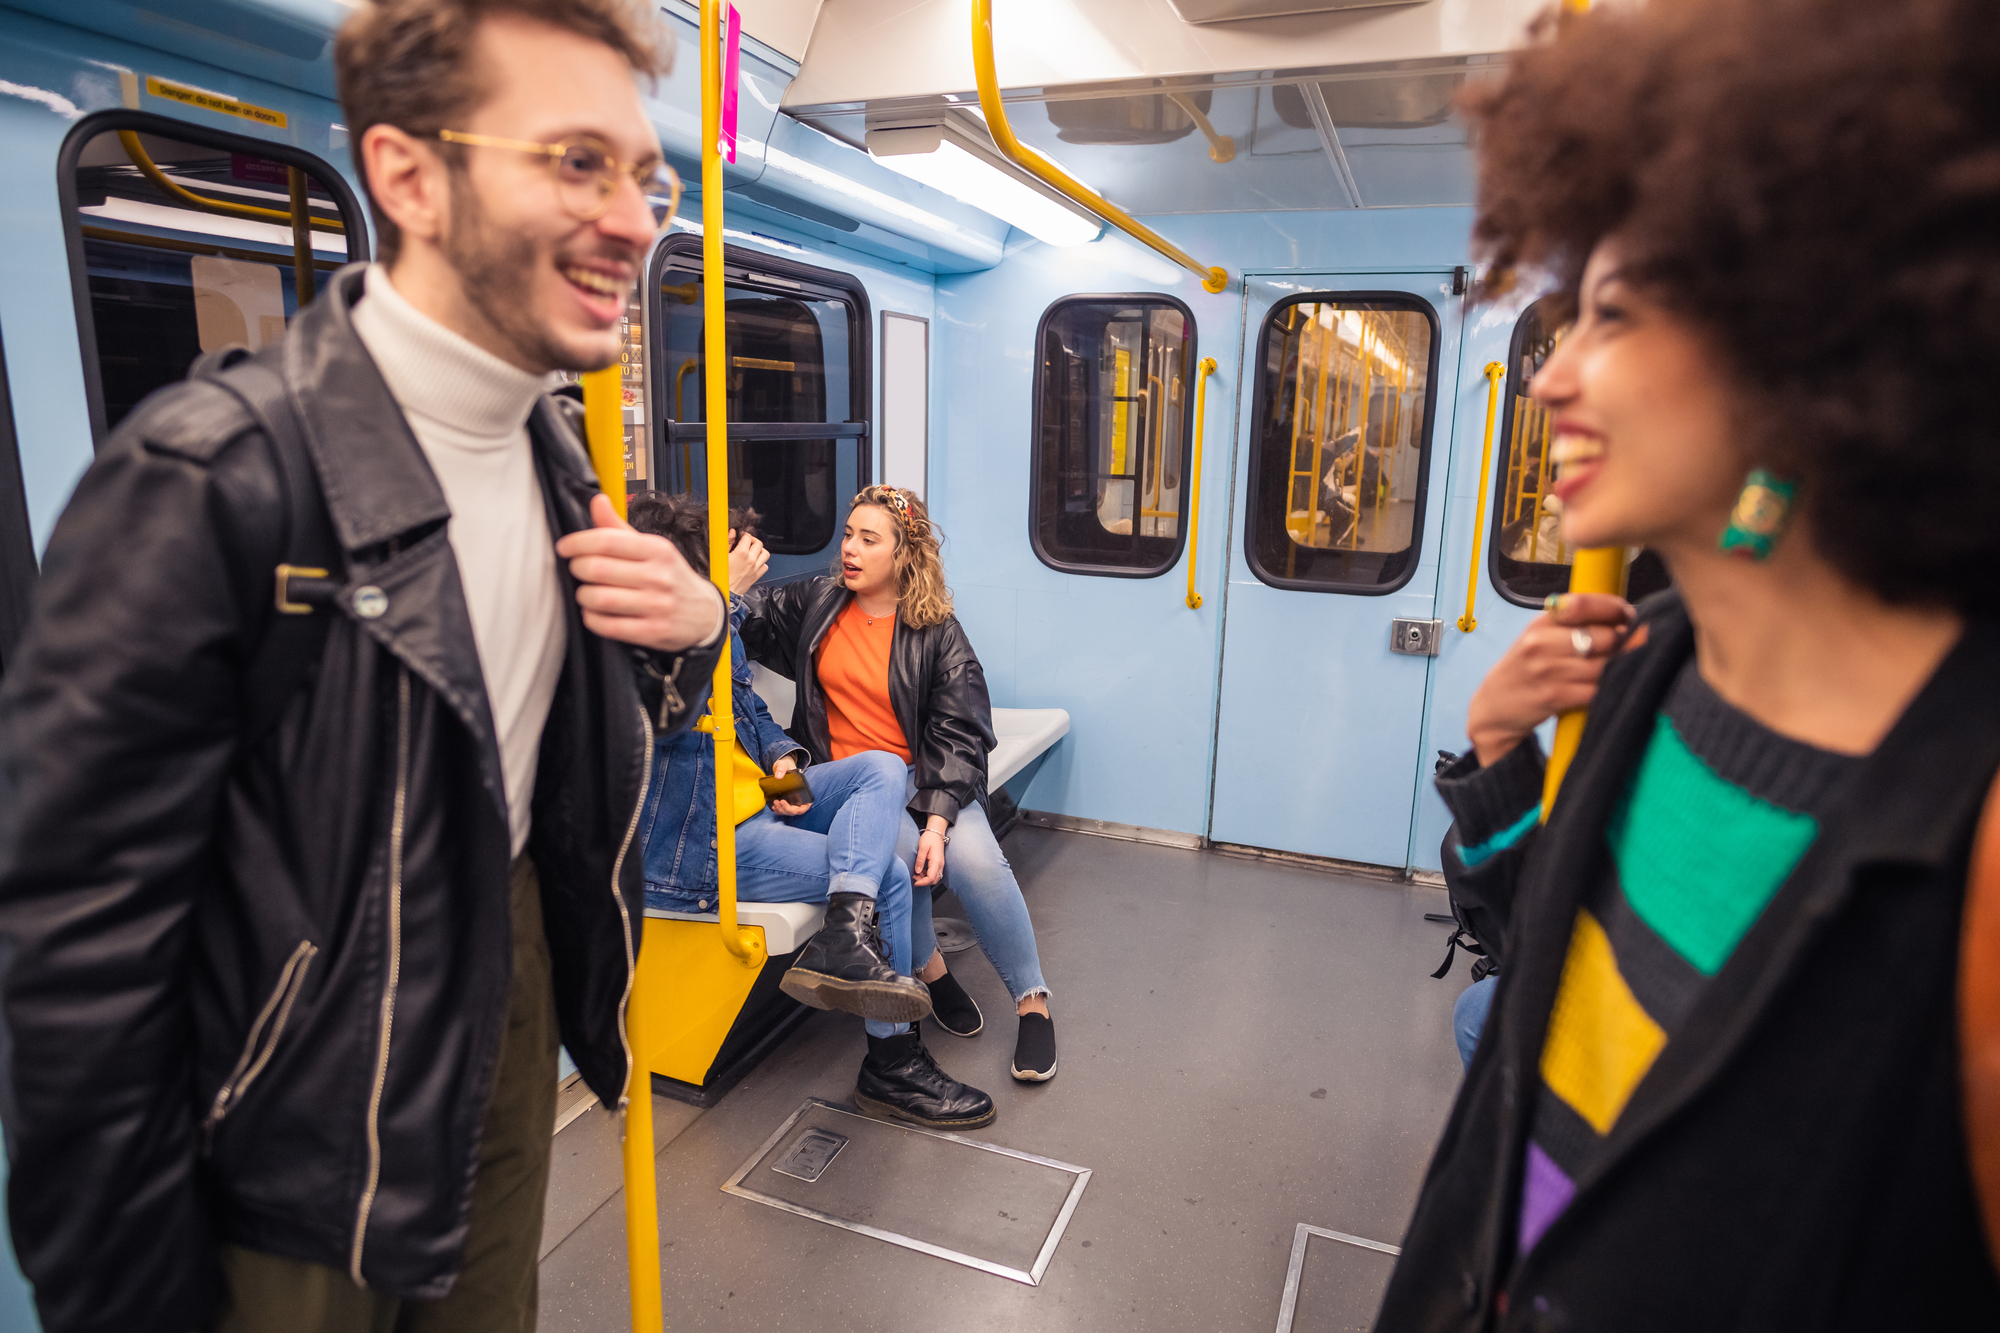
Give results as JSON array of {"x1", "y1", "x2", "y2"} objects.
[{"x1": 642, "y1": 900, "x2": 823, "y2": 955}]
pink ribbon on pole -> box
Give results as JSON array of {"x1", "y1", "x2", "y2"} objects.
[{"x1": 720, "y1": 3, "x2": 741, "y2": 164}]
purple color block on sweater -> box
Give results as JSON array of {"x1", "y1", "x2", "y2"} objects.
[{"x1": 1518, "y1": 1141, "x2": 1577, "y2": 1254}]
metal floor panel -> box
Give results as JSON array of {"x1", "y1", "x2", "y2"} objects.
[
  {"x1": 723, "y1": 1098, "x2": 1089, "y2": 1283},
  {"x1": 538, "y1": 825, "x2": 1465, "y2": 1331},
  {"x1": 1276, "y1": 1225, "x2": 1403, "y2": 1333}
]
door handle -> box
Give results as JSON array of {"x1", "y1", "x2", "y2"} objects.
[
  {"x1": 1455, "y1": 361, "x2": 1506, "y2": 632},
  {"x1": 1185, "y1": 356, "x2": 1217, "y2": 609}
]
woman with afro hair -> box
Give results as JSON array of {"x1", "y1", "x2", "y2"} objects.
[{"x1": 1379, "y1": 0, "x2": 2000, "y2": 1327}]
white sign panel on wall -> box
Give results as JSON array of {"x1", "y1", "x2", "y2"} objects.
[{"x1": 880, "y1": 311, "x2": 928, "y2": 499}]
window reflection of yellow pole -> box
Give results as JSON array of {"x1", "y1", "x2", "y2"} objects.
[
  {"x1": 676, "y1": 356, "x2": 699, "y2": 485},
  {"x1": 1309, "y1": 308, "x2": 1334, "y2": 547},
  {"x1": 1352, "y1": 319, "x2": 1375, "y2": 550}
]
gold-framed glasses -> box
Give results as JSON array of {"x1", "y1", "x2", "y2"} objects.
[{"x1": 435, "y1": 130, "x2": 683, "y2": 231}]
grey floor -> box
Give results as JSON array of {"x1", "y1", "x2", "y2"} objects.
[{"x1": 537, "y1": 826, "x2": 1467, "y2": 1332}]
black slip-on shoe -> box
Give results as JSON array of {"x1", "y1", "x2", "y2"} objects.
[
  {"x1": 925, "y1": 967, "x2": 983, "y2": 1037},
  {"x1": 855, "y1": 1029, "x2": 996, "y2": 1130},
  {"x1": 781, "y1": 893, "x2": 933, "y2": 1023},
  {"x1": 1010, "y1": 1012, "x2": 1058, "y2": 1082}
]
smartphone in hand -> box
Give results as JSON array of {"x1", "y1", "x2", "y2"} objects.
[{"x1": 758, "y1": 770, "x2": 812, "y2": 806}]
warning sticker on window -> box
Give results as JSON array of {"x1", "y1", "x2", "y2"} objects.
[{"x1": 145, "y1": 77, "x2": 287, "y2": 129}]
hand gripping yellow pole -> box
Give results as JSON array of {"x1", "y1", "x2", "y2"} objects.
[
  {"x1": 1539, "y1": 546, "x2": 1627, "y2": 820},
  {"x1": 1456, "y1": 362, "x2": 1506, "y2": 632},
  {"x1": 971, "y1": 0, "x2": 1227, "y2": 294},
  {"x1": 1185, "y1": 357, "x2": 1216, "y2": 609}
]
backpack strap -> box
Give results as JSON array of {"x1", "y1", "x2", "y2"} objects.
[
  {"x1": 1963, "y1": 767, "x2": 2000, "y2": 1263},
  {"x1": 189, "y1": 347, "x2": 344, "y2": 748}
]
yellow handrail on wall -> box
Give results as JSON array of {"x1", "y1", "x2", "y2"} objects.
[
  {"x1": 971, "y1": 0, "x2": 1228, "y2": 294},
  {"x1": 1456, "y1": 361, "x2": 1507, "y2": 632},
  {"x1": 1185, "y1": 356, "x2": 1216, "y2": 608}
]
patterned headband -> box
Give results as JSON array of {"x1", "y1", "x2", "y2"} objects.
[{"x1": 871, "y1": 487, "x2": 930, "y2": 541}]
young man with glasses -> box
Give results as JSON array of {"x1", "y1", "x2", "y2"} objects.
[{"x1": 0, "y1": 2, "x2": 710, "y2": 1330}]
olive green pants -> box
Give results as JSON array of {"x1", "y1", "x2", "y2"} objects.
[{"x1": 213, "y1": 856, "x2": 560, "y2": 1333}]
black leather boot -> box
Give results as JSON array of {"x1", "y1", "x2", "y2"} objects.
[
  {"x1": 781, "y1": 893, "x2": 933, "y2": 1023},
  {"x1": 856, "y1": 1028, "x2": 997, "y2": 1130}
]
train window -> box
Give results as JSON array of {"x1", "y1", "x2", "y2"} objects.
[
  {"x1": 645, "y1": 236, "x2": 870, "y2": 555},
  {"x1": 1030, "y1": 295, "x2": 1196, "y2": 577},
  {"x1": 1488, "y1": 299, "x2": 1572, "y2": 605},
  {"x1": 59, "y1": 113, "x2": 369, "y2": 443},
  {"x1": 1244, "y1": 295, "x2": 1438, "y2": 594}
]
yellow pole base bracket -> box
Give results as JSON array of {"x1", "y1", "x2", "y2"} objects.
[
  {"x1": 1456, "y1": 361, "x2": 1506, "y2": 634},
  {"x1": 1540, "y1": 545, "x2": 1630, "y2": 821}
]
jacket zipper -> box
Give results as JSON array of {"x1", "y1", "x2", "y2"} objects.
[
  {"x1": 611, "y1": 699, "x2": 652, "y2": 1130},
  {"x1": 350, "y1": 665, "x2": 411, "y2": 1284},
  {"x1": 200, "y1": 939, "x2": 318, "y2": 1154}
]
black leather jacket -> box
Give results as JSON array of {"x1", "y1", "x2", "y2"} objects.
[
  {"x1": 736, "y1": 576, "x2": 996, "y2": 826},
  {"x1": 0, "y1": 266, "x2": 720, "y2": 1333}
]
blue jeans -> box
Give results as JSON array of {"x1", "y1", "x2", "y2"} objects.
[
  {"x1": 657, "y1": 750, "x2": 916, "y2": 1038},
  {"x1": 899, "y1": 770, "x2": 1050, "y2": 1005},
  {"x1": 1454, "y1": 974, "x2": 1498, "y2": 1070}
]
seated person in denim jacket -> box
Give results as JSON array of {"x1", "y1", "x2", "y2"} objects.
[{"x1": 627, "y1": 496, "x2": 994, "y2": 1128}]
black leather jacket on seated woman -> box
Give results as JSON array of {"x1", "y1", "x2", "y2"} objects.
[{"x1": 736, "y1": 575, "x2": 997, "y2": 827}]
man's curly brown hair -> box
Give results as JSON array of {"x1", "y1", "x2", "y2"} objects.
[{"x1": 1463, "y1": 0, "x2": 2000, "y2": 616}]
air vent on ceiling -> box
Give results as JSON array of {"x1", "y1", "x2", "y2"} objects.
[{"x1": 1167, "y1": 0, "x2": 1423, "y2": 23}]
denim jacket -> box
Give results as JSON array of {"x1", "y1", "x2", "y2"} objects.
[{"x1": 639, "y1": 597, "x2": 806, "y2": 906}]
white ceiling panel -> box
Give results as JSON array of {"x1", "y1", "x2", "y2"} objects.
[{"x1": 785, "y1": 0, "x2": 1542, "y2": 108}]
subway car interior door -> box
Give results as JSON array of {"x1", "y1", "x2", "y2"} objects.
[{"x1": 1209, "y1": 277, "x2": 1463, "y2": 867}]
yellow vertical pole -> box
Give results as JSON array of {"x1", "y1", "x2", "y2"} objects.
[
  {"x1": 597, "y1": 272, "x2": 655, "y2": 1333},
  {"x1": 700, "y1": 1, "x2": 762, "y2": 971},
  {"x1": 1540, "y1": 545, "x2": 1627, "y2": 818},
  {"x1": 602, "y1": 77, "x2": 653, "y2": 1333},
  {"x1": 584, "y1": 366, "x2": 627, "y2": 521}
]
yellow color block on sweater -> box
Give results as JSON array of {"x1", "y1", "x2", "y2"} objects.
[{"x1": 1540, "y1": 909, "x2": 1666, "y2": 1135}]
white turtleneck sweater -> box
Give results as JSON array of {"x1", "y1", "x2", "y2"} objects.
[{"x1": 350, "y1": 264, "x2": 565, "y2": 859}]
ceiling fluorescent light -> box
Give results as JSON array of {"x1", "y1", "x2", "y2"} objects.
[{"x1": 869, "y1": 124, "x2": 1102, "y2": 248}]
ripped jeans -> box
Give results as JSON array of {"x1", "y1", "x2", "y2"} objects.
[{"x1": 898, "y1": 769, "x2": 1050, "y2": 1006}]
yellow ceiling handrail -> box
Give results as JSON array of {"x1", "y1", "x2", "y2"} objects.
[
  {"x1": 117, "y1": 130, "x2": 345, "y2": 233},
  {"x1": 971, "y1": 0, "x2": 1228, "y2": 294}
]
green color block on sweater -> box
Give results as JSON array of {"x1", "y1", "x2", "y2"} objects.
[{"x1": 1608, "y1": 715, "x2": 1818, "y2": 975}]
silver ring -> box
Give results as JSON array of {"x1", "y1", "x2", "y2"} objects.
[{"x1": 1571, "y1": 627, "x2": 1594, "y2": 658}]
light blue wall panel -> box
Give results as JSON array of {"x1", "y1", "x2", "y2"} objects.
[{"x1": 933, "y1": 208, "x2": 1478, "y2": 840}]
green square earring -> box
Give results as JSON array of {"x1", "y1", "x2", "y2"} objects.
[{"x1": 1718, "y1": 468, "x2": 1797, "y2": 560}]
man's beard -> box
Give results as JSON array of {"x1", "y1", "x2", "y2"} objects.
[{"x1": 443, "y1": 171, "x2": 625, "y2": 375}]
